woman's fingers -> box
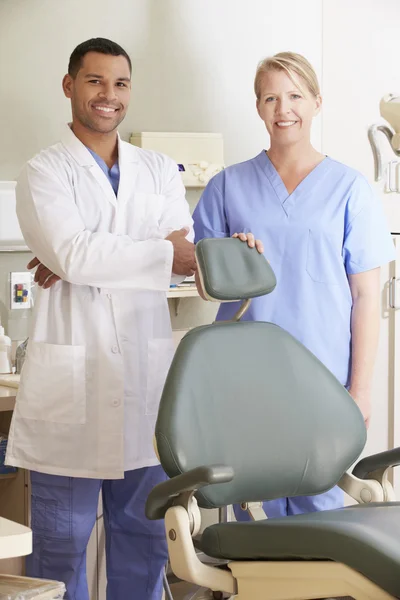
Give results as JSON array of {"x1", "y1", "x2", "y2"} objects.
[
  {"x1": 233, "y1": 233, "x2": 264, "y2": 254},
  {"x1": 255, "y1": 239, "x2": 264, "y2": 254}
]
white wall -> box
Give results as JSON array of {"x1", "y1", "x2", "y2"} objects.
[
  {"x1": 322, "y1": 0, "x2": 400, "y2": 231},
  {"x1": 0, "y1": 0, "x2": 322, "y2": 179},
  {"x1": 0, "y1": 0, "x2": 150, "y2": 178}
]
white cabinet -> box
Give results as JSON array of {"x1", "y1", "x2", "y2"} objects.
[
  {"x1": 0, "y1": 182, "x2": 25, "y2": 247},
  {"x1": 357, "y1": 235, "x2": 400, "y2": 498},
  {"x1": 366, "y1": 239, "x2": 394, "y2": 456},
  {"x1": 341, "y1": 236, "x2": 400, "y2": 508},
  {"x1": 378, "y1": 235, "x2": 400, "y2": 497},
  {"x1": 392, "y1": 241, "x2": 400, "y2": 498}
]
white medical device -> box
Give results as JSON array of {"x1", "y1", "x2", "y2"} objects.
[
  {"x1": 0, "y1": 182, "x2": 25, "y2": 247},
  {"x1": 129, "y1": 132, "x2": 224, "y2": 188},
  {"x1": 369, "y1": 94, "x2": 400, "y2": 192}
]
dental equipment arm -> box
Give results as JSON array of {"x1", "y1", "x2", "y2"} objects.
[{"x1": 369, "y1": 94, "x2": 400, "y2": 182}]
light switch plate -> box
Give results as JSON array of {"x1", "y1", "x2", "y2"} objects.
[{"x1": 10, "y1": 272, "x2": 33, "y2": 310}]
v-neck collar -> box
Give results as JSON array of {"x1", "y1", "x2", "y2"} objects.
[
  {"x1": 61, "y1": 124, "x2": 140, "y2": 208},
  {"x1": 256, "y1": 150, "x2": 332, "y2": 216}
]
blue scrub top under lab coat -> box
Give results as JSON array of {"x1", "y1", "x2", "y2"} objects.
[
  {"x1": 193, "y1": 150, "x2": 395, "y2": 387},
  {"x1": 87, "y1": 147, "x2": 120, "y2": 195}
]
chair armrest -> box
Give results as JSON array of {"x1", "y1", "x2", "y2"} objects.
[
  {"x1": 353, "y1": 446, "x2": 400, "y2": 480},
  {"x1": 145, "y1": 465, "x2": 234, "y2": 520}
]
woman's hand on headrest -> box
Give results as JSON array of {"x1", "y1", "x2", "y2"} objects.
[{"x1": 232, "y1": 232, "x2": 264, "y2": 254}]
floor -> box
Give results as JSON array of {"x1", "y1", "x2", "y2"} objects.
[{"x1": 168, "y1": 581, "x2": 214, "y2": 599}]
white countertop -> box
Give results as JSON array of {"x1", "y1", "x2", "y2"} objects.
[
  {"x1": 167, "y1": 285, "x2": 199, "y2": 298},
  {"x1": 0, "y1": 517, "x2": 31, "y2": 559},
  {"x1": 0, "y1": 376, "x2": 19, "y2": 410}
]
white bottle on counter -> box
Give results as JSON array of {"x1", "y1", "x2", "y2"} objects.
[{"x1": 0, "y1": 323, "x2": 12, "y2": 374}]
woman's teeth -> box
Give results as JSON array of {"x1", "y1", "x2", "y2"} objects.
[{"x1": 276, "y1": 121, "x2": 296, "y2": 127}]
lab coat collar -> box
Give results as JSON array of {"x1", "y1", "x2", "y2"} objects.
[{"x1": 61, "y1": 123, "x2": 140, "y2": 167}]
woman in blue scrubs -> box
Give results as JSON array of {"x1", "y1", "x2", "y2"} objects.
[{"x1": 193, "y1": 52, "x2": 395, "y2": 519}]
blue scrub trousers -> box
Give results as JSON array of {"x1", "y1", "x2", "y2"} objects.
[
  {"x1": 234, "y1": 486, "x2": 344, "y2": 521},
  {"x1": 27, "y1": 466, "x2": 168, "y2": 600}
]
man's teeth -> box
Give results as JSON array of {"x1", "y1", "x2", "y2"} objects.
[
  {"x1": 276, "y1": 121, "x2": 296, "y2": 127},
  {"x1": 94, "y1": 106, "x2": 116, "y2": 113}
]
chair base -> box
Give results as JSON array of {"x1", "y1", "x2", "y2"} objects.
[{"x1": 229, "y1": 561, "x2": 396, "y2": 600}]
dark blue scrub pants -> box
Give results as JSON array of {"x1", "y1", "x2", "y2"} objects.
[{"x1": 27, "y1": 466, "x2": 168, "y2": 600}]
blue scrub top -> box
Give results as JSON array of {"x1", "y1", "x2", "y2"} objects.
[
  {"x1": 193, "y1": 151, "x2": 395, "y2": 386},
  {"x1": 87, "y1": 148, "x2": 120, "y2": 195}
]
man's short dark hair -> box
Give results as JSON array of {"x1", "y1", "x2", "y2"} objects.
[{"x1": 68, "y1": 38, "x2": 132, "y2": 78}]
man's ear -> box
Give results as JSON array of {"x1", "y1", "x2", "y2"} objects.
[{"x1": 62, "y1": 74, "x2": 74, "y2": 99}]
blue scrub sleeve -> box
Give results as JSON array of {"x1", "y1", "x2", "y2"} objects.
[
  {"x1": 343, "y1": 176, "x2": 395, "y2": 274},
  {"x1": 193, "y1": 177, "x2": 228, "y2": 243}
]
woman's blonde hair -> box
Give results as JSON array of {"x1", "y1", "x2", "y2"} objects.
[{"x1": 254, "y1": 52, "x2": 320, "y2": 100}]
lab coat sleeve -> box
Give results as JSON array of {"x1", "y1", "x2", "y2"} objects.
[
  {"x1": 158, "y1": 156, "x2": 194, "y2": 284},
  {"x1": 16, "y1": 161, "x2": 174, "y2": 290},
  {"x1": 192, "y1": 176, "x2": 229, "y2": 243},
  {"x1": 159, "y1": 158, "x2": 194, "y2": 240},
  {"x1": 343, "y1": 175, "x2": 395, "y2": 274}
]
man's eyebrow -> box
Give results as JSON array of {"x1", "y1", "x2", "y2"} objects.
[{"x1": 84, "y1": 74, "x2": 131, "y2": 82}]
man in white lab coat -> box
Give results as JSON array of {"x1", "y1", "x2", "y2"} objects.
[{"x1": 6, "y1": 38, "x2": 196, "y2": 600}]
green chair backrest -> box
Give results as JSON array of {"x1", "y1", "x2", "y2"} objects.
[{"x1": 155, "y1": 239, "x2": 366, "y2": 508}]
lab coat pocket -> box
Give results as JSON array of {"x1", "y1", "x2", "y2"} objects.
[
  {"x1": 306, "y1": 229, "x2": 342, "y2": 284},
  {"x1": 17, "y1": 342, "x2": 86, "y2": 424},
  {"x1": 146, "y1": 338, "x2": 175, "y2": 415}
]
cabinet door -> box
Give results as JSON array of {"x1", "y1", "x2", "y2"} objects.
[
  {"x1": 366, "y1": 250, "x2": 393, "y2": 457},
  {"x1": 389, "y1": 236, "x2": 400, "y2": 497},
  {"x1": 367, "y1": 235, "x2": 400, "y2": 497}
]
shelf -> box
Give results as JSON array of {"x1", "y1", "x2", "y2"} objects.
[
  {"x1": 0, "y1": 245, "x2": 29, "y2": 253},
  {"x1": 0, "y1": 473, "x2": 17, "y2": 481},
  {"x1": 167, "y1": 286, "x2": 199, "y2": 298}
]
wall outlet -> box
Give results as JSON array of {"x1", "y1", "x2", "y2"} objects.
[{"x1": 10, "y1": 272, "x2": 32, "y2": 310}]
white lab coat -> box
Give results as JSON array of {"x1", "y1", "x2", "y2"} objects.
[{"x1": 6, "y1": 124, "x2": 193, "y2": 479}]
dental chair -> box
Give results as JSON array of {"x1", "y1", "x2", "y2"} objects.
[{"x1": 148, "y1": 237, "x2": 400, "y2": 600}]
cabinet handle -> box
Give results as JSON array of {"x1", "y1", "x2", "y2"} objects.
[{"x1": 389, "y1": 276, "x2": 400, "y2": 309}]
